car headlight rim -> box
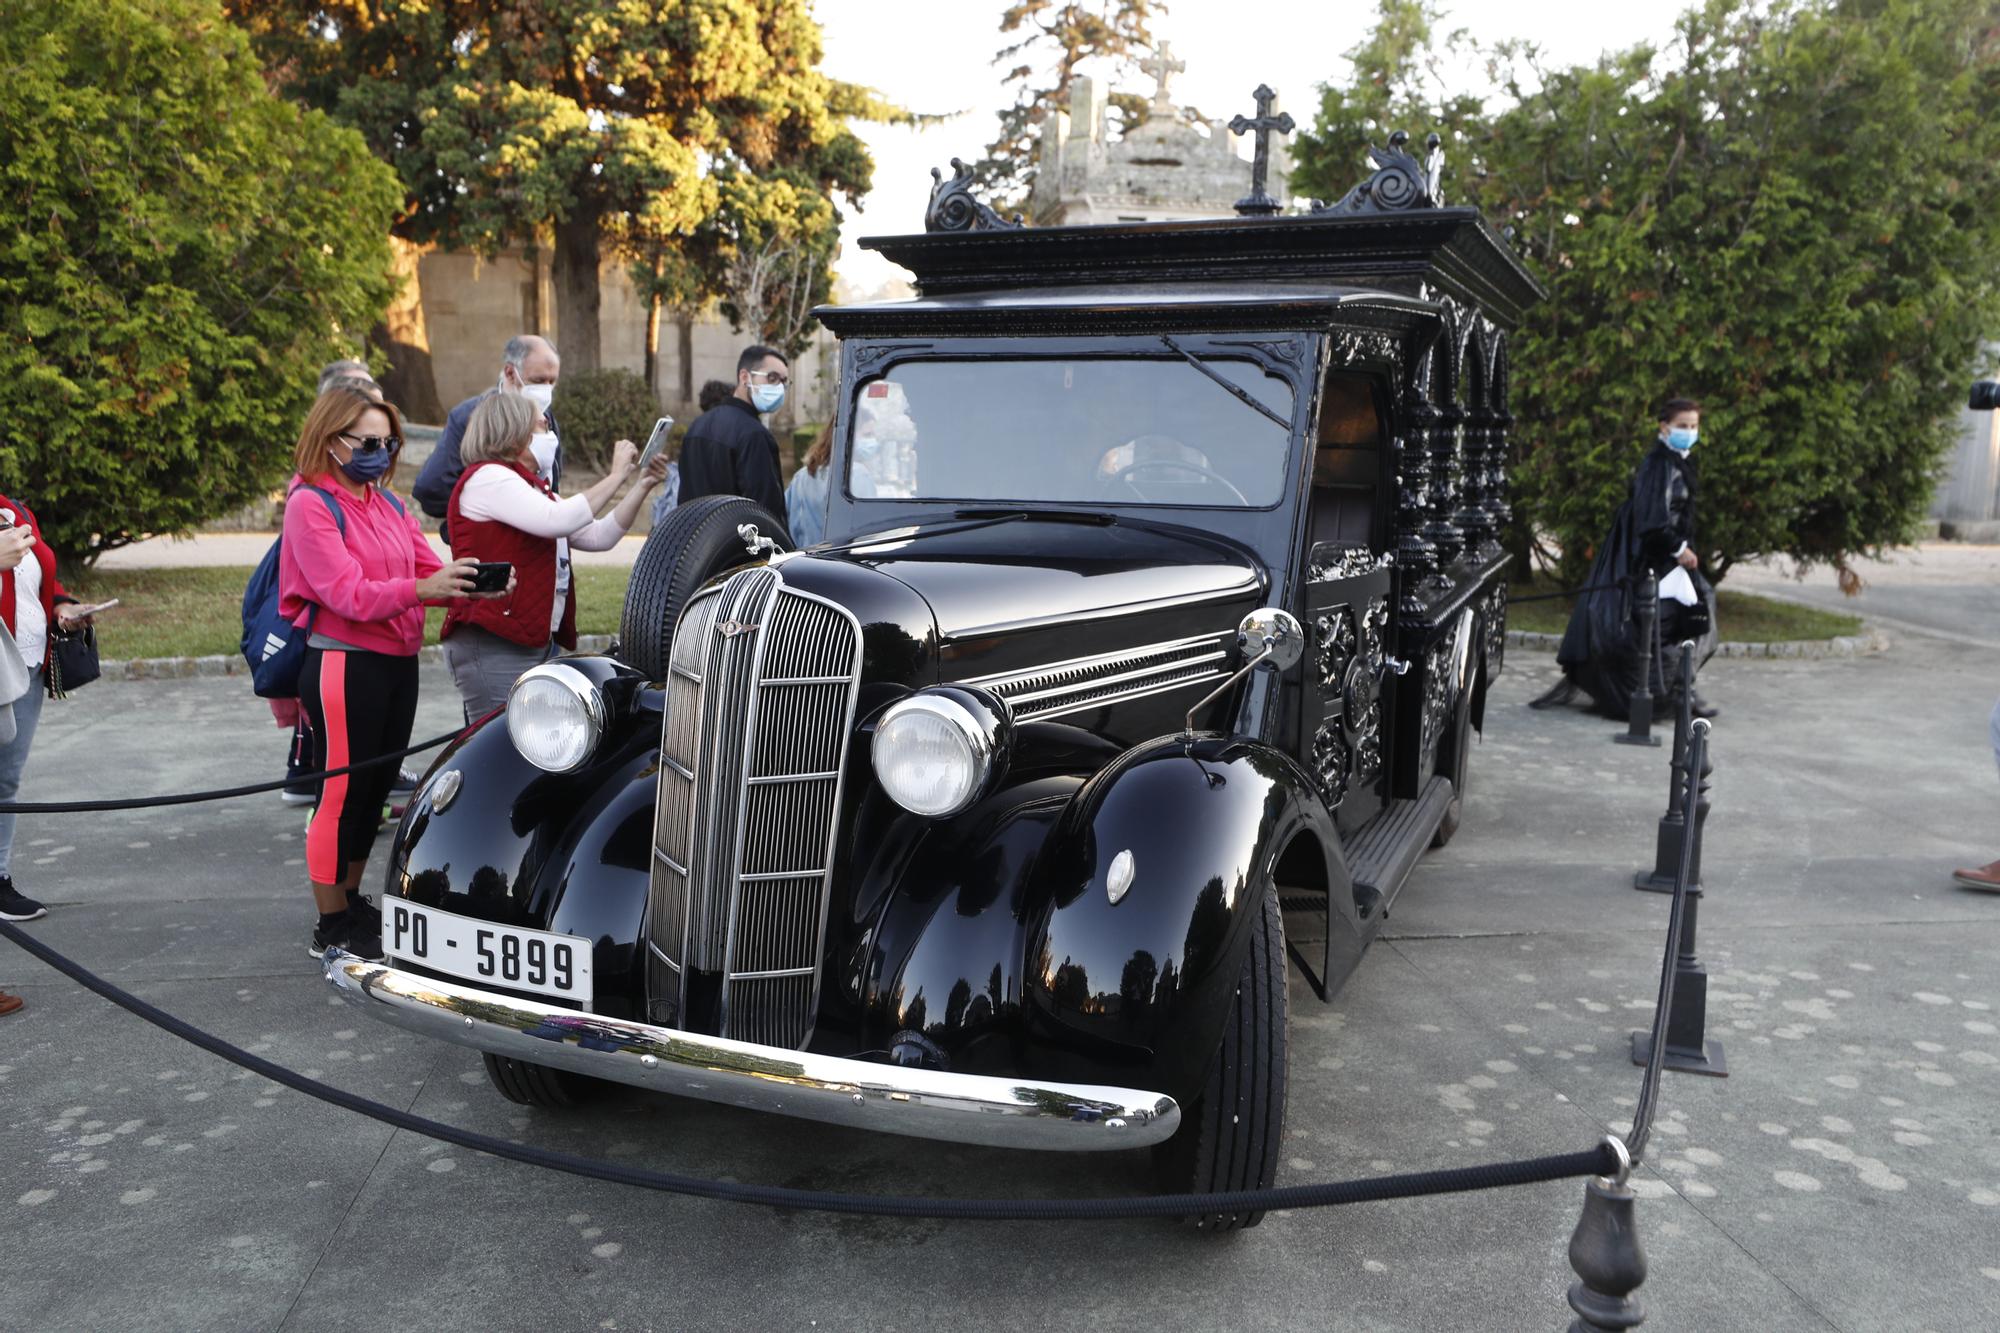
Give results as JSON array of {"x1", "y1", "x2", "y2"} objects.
[
  {"x1": 505, "y1": 662, "x2": 607, "y2": 774},
  {"x1": 871, "y1": 690, "x2": 1006, "y2": 818}
]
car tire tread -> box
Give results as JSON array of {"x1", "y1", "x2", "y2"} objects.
[{"x1": 1153, "y1": 875, "x2": 1288, "y2": 1231}]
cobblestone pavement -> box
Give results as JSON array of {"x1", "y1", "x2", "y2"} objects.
[{"x1": 1, "y1": 617, "x2": 1995, "y2": 1331}]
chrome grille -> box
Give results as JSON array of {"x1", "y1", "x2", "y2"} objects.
[
  {"x1": 965, "y1": 634, "x2": 1231, "y2": 721},
  {"x1": 646, "y1": 566, "x2": 862, "y2": 1049}
]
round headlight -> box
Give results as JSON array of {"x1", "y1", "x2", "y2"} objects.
[
  {"x1": 505, "y1": 663, "x2": 605, "y2": 773},
  {"x1": 871, "y1": 691, "x2": 1005, "y2": 817}
]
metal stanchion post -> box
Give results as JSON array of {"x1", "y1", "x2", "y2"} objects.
[
  {"x1": 1635, "y1": 643, "x2": 1702, "y2": 893},
  {"x1": 1614, "y1": 571, "x2": 1661, "y2": 747},
  {"x1": 1630, "y1": 720, "x2": 1726, "y2": 1077},
  {"x1": 1566, "y1": 1139, "x2": 1646, "y2": 1331}
]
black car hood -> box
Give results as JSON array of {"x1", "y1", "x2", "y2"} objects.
[{"x1": 835, "y1": 516, "x2": 1267, "y2": 683}]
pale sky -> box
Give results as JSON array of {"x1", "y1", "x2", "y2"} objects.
[{"x1": 816, "y1": 0, "x2": 1688, "y2": 295}]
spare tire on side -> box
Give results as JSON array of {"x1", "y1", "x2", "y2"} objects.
[{"x1": 619, "y1": 495, "x2": 792, "y2": 681}]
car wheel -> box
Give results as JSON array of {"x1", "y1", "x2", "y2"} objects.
[
  {"x1": 480, "y1": 1052, "x2": 593, "y2": 1109},
  {"x1": 1150, "y1": 875, "x2": 1288, "y2": 1231},
  {"x1": 619, "y1": 495, "x2": 793, "y2": 681},
  {"x1": 1431, "y1": 672, "x2": 1478, "y2": 848}
]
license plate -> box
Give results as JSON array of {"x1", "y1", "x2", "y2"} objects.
[{"x1": 384, "y1": 901, "x2": 593, "y2": 1004}]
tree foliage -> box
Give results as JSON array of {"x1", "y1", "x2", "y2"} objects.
[
  {"x1": 228, "y1": 0, "x2": 880, "y2": 375},
  {"x1": 1295, "y1": 0, "x2": 2000, "y2": 587},
  {"x1": 0, "y1": 0, "x2": 401, "y2": 571},
  {"x1": 974, "y1": 0, "x2": 1166, "y2": 206},
  {"x1": 551, "y1": 368, "x2": 659, "y2": 472}
]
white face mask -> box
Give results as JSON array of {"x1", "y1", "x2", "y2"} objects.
[
  {"x1": 529, "y1": 432, "x2": 559, "y2": 477},
  {"x1": 520, "y1": 381, "x2": 555, "y2": 411}
]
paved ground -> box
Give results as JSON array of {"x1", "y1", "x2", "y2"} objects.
[
  {"x1": 1730, "y1": 542, "x2": 2000, "y2": 649},
  {"x1": 3, "y1": 599, "x2": 1998, "y2": 1330}
]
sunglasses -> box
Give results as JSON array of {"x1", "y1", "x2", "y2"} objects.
[{"x1": 337, "y1": 432, "x2": 402, "y2": 453}]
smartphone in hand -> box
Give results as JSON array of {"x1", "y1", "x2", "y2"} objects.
[
  {"x1": 469, "y1": 561, "x2": 513, "y2": 594},
  {"x1": 64, "y1": 598, "x2": 121, "y2": 619},
  {"x1": 638, "y1": 416, "x2": 675, "y2": 472}
]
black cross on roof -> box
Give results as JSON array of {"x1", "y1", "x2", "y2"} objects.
[{"x1": 1229, "y1": 84, "x2": 1294, "y2": 217}]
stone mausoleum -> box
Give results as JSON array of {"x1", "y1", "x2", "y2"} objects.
[{"x1": 1029, "y1": 46, "x2": 1290, "y2": 227}]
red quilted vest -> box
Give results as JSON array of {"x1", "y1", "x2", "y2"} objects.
[{"x1": 441, "y1": 460, "x2": 579, "y2": 650}]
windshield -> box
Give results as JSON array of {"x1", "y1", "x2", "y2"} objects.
[{"x1": 846, "y1": 352, "x2": 1297, "y2": 510}]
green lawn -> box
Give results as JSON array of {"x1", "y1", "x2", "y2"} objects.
[
  {"x1": 64, "y1": 565, "x2": 632, "y2": 661},
  {"x1": 61, "y1": 563, "x2": 1864, "y2": 660},
  {"x1": 1505, "y1": 575, "x2": 1864, "y2": 642}
]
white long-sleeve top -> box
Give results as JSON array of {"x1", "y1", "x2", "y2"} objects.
[{"x1": 456, "y1": 466, "x2": 632, "y2": 550}]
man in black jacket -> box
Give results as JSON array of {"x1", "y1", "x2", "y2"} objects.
[{"x1": 677, "y1": 344, "x2": 791, "y2": 531}]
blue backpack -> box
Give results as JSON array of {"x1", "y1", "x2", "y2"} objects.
[{"x1": 240, "y1": 484, "x2": 405, "y2": 699}]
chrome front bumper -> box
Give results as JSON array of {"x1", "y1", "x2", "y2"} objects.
[{"x1": 323, "y1": 953, "x2": 1180, "y2": 1152}]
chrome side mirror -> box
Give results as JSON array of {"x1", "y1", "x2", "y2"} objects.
[
  {"x1": 1186, "y1": 607, "x2": 1304, "y2": 735},
  {"x1": 1237, "y1": 607, "x2": 1304, "y2": 673}
]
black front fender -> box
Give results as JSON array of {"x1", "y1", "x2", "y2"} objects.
[
  {"x1": 391, "y1": 663, "x2": 661, "y2": 1020},
  {"x1": 1025, "y1": 734, "x2": 1345, "y2": 1106}
]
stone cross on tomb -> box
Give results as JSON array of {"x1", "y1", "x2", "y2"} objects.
[
  {"x1": 1139, "y1": 43, "x2": 1185, "y2": 118},
  {"x1": 1229, "y1": 83, "x2": 1294, "y2": 217}
]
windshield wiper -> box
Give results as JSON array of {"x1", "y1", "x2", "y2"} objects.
[
  {"x1": 1158, "y1": 334, "x2": 1291, "y2": 430},
  {"x1": 816, "y1": 512, "x2": 1027, "y2": 556}
]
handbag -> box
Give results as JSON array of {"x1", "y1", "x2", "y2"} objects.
[{"x1": 45, "y1": 621, "x2": 100, "y2": 698}]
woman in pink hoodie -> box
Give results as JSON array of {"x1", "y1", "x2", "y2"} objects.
[{"x1": 280, "y1": 385, "x2": 490, "y2": 961}]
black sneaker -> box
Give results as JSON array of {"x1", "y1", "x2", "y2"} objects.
[
  {"x1": 279, "y1": 782, "x2": 317, "y2": 808},
  {"x1": 347, "y1": 893, "x2": 383, "y2": 936},
  {"x1": 389, "y1": 765, "x2": 420, "y2": 797},
  {"x1": 309, "y1": 912, "x2": 384, "y2": 963},
  {"x1": 0, "y1": 878, "x2": 47, "y2": 922}
]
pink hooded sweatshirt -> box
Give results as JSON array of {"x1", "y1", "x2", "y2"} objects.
[{"x1": 278, "y1": 474, "x2": 443, "y2": 657}]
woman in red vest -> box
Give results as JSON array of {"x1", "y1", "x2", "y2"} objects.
[
  {"x1": 442, "y1": 393, "x2": 667, "y2": 718},
  {"x1": 1, "y1": 493, "x2": 88, "y2": 933}
]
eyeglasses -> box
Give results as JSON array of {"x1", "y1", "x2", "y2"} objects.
[
  {"x1": 337, "y1": 432, "x2": 402, "y2": 453},
  {"x1": 746, "y1": 370, "x2": 789, "y2": 387}
]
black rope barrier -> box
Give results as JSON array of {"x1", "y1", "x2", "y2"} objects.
[
  {"x1": 0, "y1": 919, "x2": 1617, "y2": 1221},
  {"x1": 0, "y1": 726, "x2": 470, "y2": 814},
  {"x1": 1506, "y1": 581, "x2": 1623, "y2": 605}
]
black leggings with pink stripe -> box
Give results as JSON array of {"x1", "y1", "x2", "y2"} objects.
[{"x1": 299, "y1": 647, "x2": 418, "y2": 887}]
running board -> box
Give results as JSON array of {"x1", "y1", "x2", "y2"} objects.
[
  {"x1": 1344, "y1": 775, "x2": 1455, "y2": 921},
  {"x1": 1279, "y1": 775, "x2": 1454, "y2": 1004}
]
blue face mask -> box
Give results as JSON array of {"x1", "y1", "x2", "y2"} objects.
[
  {"x1": 1665, "y1": 426, "x2": 1697, "y2": 453},
  {"x1": 336, "y1": 445, "x2": 394, "y2": 484},
  {"x1": 750, "y1": 382, "x2": 786, "y2": 414}
]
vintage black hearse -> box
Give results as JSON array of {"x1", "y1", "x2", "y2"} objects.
[{"x1": 327, "y1": 137, "x2": 1542, "y2": 1229}]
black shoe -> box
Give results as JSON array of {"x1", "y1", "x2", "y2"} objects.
[
  {"x1": 346, "y1": 893, "x2": 382, "y2": 936},
  {"x1": 309, "y1": 912, "x2": 384, "y2": 962},
  {"x1": 1690, "y1": 692, "x2": 1719, "y2": 720},
  {"x1": 389, "y1": 765, "x2": 420, "y2": 797},
  {"x1": 279, "y1": 782, "x2": 317, "y2": 808},
  {"x1": 0, "y1": 878, "x2": 47, "y2": 922}
]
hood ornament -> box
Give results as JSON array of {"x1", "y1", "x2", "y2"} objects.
[
  {"x1": 737, "y1": 523, "x2": 782, "y2": 559},
  {"x1": 716, "y1": 619, "x2": 761, "y2": 640}
]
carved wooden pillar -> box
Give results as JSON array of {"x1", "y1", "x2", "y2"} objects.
[
  {"x1": 1394, "y1": 399, "x2": 1438, "y2": 618},
  {"x1": 1422, "y1": 399, "x2": 1465, "y2": 589},
  {"x1": 1486, "y1": 345, "x2": 1515, "y2": 549},
  {"x1": 1453, "y1": 404, "x2": 1497, "y2": 558}
]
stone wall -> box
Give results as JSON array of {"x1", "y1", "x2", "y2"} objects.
[{"x1": 401, "y1": 245, "x2": 837, "y2": 429}]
